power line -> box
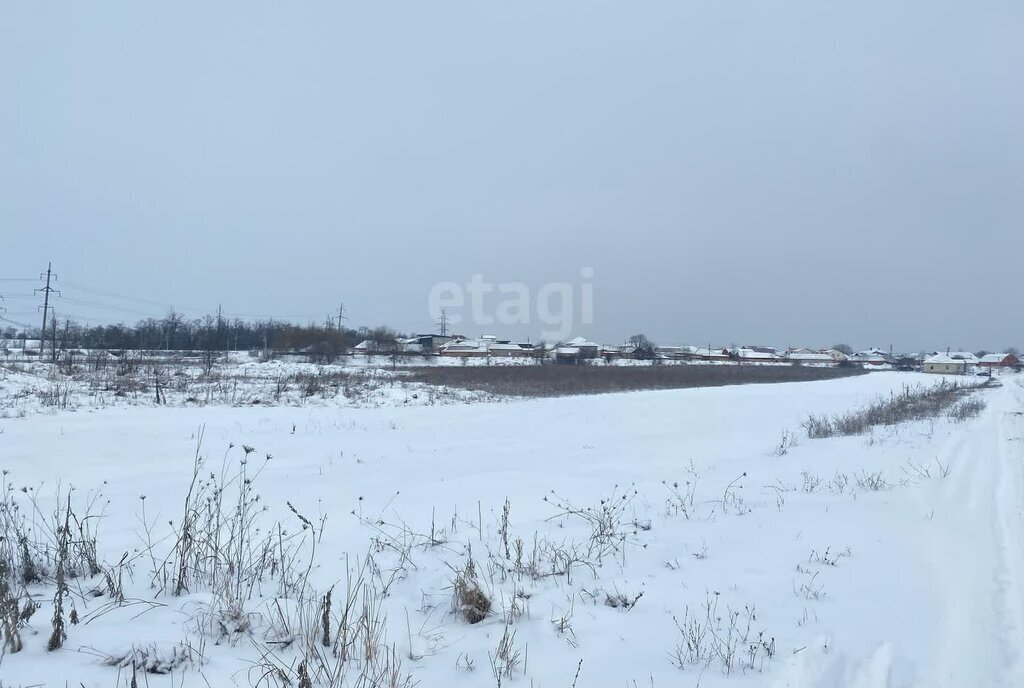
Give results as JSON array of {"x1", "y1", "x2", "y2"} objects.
[
  {"x1": 219, "y1": 311, "x2": 324, "y2": 320},
  {"x1": 56, "y1": 312, "x2": 117, "y2": 324},
  {"x1": 5, "y1": 275, "x2": 355, "y2": 328},
  {"x1": 35, "y1": 262, "x2": 58, "y2": 353},
  {"x1": 0, "y1": 315, "x2": 35, "y2": 329},
  {"x1": 62, "y1": 280, "x2": 322, "y2": 322},
  {"x1": 57, "y1": 295, "x2": 163, "y2": 319},
  {"x1": 59, "y1": 280, "x2": 209, "y2": 312}
]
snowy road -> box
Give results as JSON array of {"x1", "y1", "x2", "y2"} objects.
[
  {"x1": 774, "y1": 377, "x2": 1024, "y2": 688},
  {"x1": 927, "y1": 378, "x2": 1024, "y2": 687}
]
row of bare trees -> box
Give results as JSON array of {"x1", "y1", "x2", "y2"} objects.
[{"x1": 3, "y1": 311, "x2": 408, "y2": 359}]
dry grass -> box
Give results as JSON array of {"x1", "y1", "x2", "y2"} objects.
[
  {"x1": 405, "y1": 364, "x2": 865, "y2": 398},
  {"x1": 670, "y1": 593, "x2": 775, "y2": 675},
  {"x1": 802, "y1": 379, "x2": 990, "y2": 439},
  {"x1": 1, "y1": 433, "x2": 418, "y2": 688},
  {"x1": 948, "y1": 396, "x2": 986, "y2": 422},
  {"x1": 451, "y1": 556, "x2": 491, "y2": 624},
  {"x1": 0, "y1": 473, "x2": 117, "y2": 656}
]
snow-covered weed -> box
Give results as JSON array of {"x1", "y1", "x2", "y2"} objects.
[
  {"x1": 451, "y1": 555, "x2": 491, "y2": 625},
  {"x1": 550, "y1": 599, "x2": 578, "y2": 647},
  {"x1": 37, "y1": 379, "x2": 75, "y2": 409},
  {"x1": 803, "y1": 380, "x2": 987, "y2": 438},
  {"x1": 901, "y1": 457, "x2": 952, "y2": 483},
  {"x1": 801, "y1": 471, "x2": 823, "y2": 493},
  {"x1": 545, "y1": 484, "x2": 642, "y2": 565},
  {"x1": 769, "y1": 428, "x2": 799, "y2": 456},
  {"x1": 809, "y1": 547, "x2": 849, "y2": 567},
  {"x1": 99, "y1": 640, "x2": 204, "y2": 674},
  {"x1": 948, "y1": 396, "x2": 985, "y2": 422},
  {"x1": 603, "y1": 588, "x2": 643, "y2": 611},
  {"x1": 793, "y1": 567, "x2": 826, "y2": 600},
  {"x1": 0, "y1": 430, "x2": 415, "y2": 687},
  {"x1": 489, "y1": 532, "x2": 598, "y2": 585},
  {"x1": 855, "y1": 470, "x2": 890, "y2": 491},
  {"x1": 663, "y1": 462, "x2": 701, "y2": 519},
  {"x1": 670, "y1": 594, "x2": 775, "y2": 675},
  {"x1": 488, "y1": 623, "x2": 525, "y2": 685},
  {"x1": 0, "y1": 474, "x2": 114, "y2": 655},
  {"x1": 718, "y1": 473, "x2": 751, "y2": 515},
  {"x1": 828, "y1": 472, "x2": 850, "y2": 495}
]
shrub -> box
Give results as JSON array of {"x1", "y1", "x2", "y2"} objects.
[
  {"x1": 803, "y1": 381, "x2": 986, "y2": 438},
  {"x1": 452, "y1": 556, "x2": 491, "y2": 624}
]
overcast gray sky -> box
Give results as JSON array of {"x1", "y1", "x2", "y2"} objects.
[{"x1": 1, "y1": 1, "x2": 1021, "y2": 352}]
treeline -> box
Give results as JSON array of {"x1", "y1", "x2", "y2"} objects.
[{"x1": 1, "y1": 311, "x2": 406, "y2": 357}]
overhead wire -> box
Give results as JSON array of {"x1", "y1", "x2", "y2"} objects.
[
  {"x1": 0, "y1": 315, "x2": 35, "y2": 329},
  {"x1": 59, "y1": 281, "x2": 214, "y2": 313},
  {"x1": 3, "y1": 277, "x2": 352, "y2": 327},
  {"x1": 57, "y1": 295, "x2": 165, "y2": 319}
]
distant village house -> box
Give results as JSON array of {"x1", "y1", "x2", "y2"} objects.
[
  {"x1": 979, "y1": 353, "x2": 1019, "y2": 368},
  {"x1": 923, "y1": 354, "x2": 967, "y2": 374}
]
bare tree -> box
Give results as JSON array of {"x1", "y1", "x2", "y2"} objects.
[
  {"x1": 162, "y1": 309, "x2": 185, "y2": 350},
  {"x1": 369, "y1": 327, "x2": 401, "y2": 354},
  {"x1": 628, "y1": 334, "x2": 656, "y2": 360}
]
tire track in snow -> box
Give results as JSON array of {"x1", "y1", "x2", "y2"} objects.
[
  {"x1": 777, "y1": 381, "x2": 1024, "y2": 688},
  {"x1": 926, "y1": 379, "x2": 1024, "y2": 687},
  {"x1": 993, "y1": 379, "x2": 1024, "y2": 686},
  {"x1": 938, "y1": 430, "x2": 973, "y2": 507}
]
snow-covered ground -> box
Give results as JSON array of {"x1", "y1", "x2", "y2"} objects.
[
  {"x1": 0, "y1": 369, "x2": 1019, "y2": 687},
  {"x1": 0, "y1": 357, "x2": 492, "y2": 418}
]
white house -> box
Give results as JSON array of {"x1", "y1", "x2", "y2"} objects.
[
  {"x1": 979, "y1": 353, "x2": 1019, "y2": 368},
  {"x1": 438, "y1": 339, "x2": 491, "y2": 357},
  {"x1": 734, "y1": 348, "x2": 782, "y2": 363},
  {"x1": 852, "y1": 349, "x2": 889, "y2": 366},
  {"x1": 923, "y1": 354, "x2": 967, "y2": 374},
  {"x1": 554, "y1": 346, "x2": 581, "y2": 363},
  {"x1": 946, "y1": 351, "x2": 980, "y2": 365},
  {"x1": 563, "y1": 336, "x2": 600, "y2": 359},
  {"x1": 683, "y1": 346, "x2": 730, "y2": 362},
  {"x1": 786, "y1": 350, "x2": 835, "y2": 365}
]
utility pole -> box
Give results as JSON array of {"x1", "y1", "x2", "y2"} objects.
[
  {"x1": 216, "y1": 305, "x2": 228, "y2": 352},
  {"x1": 437, "y1": 309, "x2": 448, "y2": 337},
  {"x1": 35, "y1": 262, "x2": 59, "y2": 356},
  {"x1": 50, "y1": 316, "x2": 58, "y2": 364},
  {"x1": 337, "y1": 303, "x2": 346, "y2": 334}
]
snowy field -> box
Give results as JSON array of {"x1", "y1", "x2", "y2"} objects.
[
  {"x1": 1, "y1": 368, "x2": 1020, "y2": 687},
  {"x1": 0, "y1": 356, "x2": 494, "y2": 418}
]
